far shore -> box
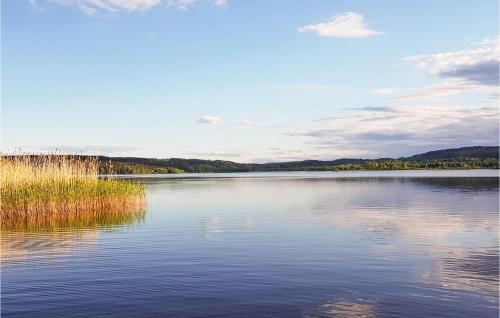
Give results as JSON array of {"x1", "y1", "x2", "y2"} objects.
[{"x1": 105, "y1": 169, "x2": 499, "y2": 179}]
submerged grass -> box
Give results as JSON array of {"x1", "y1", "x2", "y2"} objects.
[{"x1": 1, "y1": 155, "x2": 145, "y2": 225}]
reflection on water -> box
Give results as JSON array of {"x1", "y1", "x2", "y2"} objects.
[
  {"x1": 1, "y1": 231, "x2": 100, "y2": 267},
  {"x1": 305, "y1": 300, "x2": 377, "y2": 318},
  {"x1": 2, "y1": 205, "x2": 146, "y2": 232},
  {"x1": 293, "y1": 178, "x2": 498, "y2": 297},
  {"x1": 1, "y1": 207, "x2": 145, "y2": 268},
  {"x1": 414, "y1": 176, "x2": 499, "y2": 191},
  {"x1": 1, "y1": 172, "x2": 498, "y2": 318},
  {"x1": 423, "y1": 248, "x2": 499, "y2": 295}
]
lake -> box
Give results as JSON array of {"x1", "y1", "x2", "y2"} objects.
[{"x1": 2, "y1": 170, "x2": 499, "y2": 317}]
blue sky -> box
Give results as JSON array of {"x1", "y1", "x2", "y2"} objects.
[{"x1": 2, "y1": 0, "x2": 499, "y2": 162}]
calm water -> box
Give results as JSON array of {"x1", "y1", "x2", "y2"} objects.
[{"x1": 2, "y1": 171, "x2": 499, "y2": 317}]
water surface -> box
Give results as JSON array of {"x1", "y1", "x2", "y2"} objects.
[{"x1": 2, "y1": 171, "x2": 499, "y2": 317}]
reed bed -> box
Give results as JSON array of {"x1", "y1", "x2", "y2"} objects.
[{"x1": 1, "y1": 155, "x2": 145, "y2": 224}]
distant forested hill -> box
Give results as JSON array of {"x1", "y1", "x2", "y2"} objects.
[
  {"x1": 405, "y1": 146, "x2": 499, "y2": 161},
  {"x1": 5, "y1": 146, "x2": 498, "y2": 174},
  {"x1": 95, "y1": 146, "x2": 499, "y2": 174}
]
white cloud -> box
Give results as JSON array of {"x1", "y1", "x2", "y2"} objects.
[
  {"x1": 394, "y1": 40, "x2": 500, "y2": 100},
  {"x1": 405, "y1": 42, "x2": 500, "y2": 86},
  {"x1": 288, "y1": 105, "x2": 499, "y2": 158},
  {"x1": 297, "y1": 12, "x2": 381, "y2": 38},
  {"x1": 212, "y1": 0, "x2": 226, "y2": 7},
  {"x1": 197, "y1": 115, "x2": 224, "y2": 125},
  {"x1": 371, "y1": 87, "x2": 396, "y2": 95},
  {"x1": 44, "y1": 0, "x2": 226, "y2": 14},
  {"x1": 49, "y1": 0, "x2": 161, "y2": 12}
]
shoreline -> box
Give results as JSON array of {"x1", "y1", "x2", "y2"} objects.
[{"x1": 107, "y1": 169, "x2": 500, "y2": 179}]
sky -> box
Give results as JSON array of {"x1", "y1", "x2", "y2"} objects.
[{"x1": 2, "y1": 0, "x2": 499, "y2": 162}]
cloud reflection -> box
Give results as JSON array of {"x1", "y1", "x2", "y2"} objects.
[
  {"x1": 201, "y1": 216, "x2": 224, "y2": 239},
  {"x1": 1, "y1": 231, "x2": 99, "y2": 268},
  {"x1": 304, "y1": 300, "x2": 377, "y2": 318},
  {"x1": 295, "y1": 178, "x2": 499, "y2": 296}
]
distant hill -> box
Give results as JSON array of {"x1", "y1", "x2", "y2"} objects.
[
  {"x1": 405, "y1": 146, "x2": 499, "y2": 161},
  {"x1": 5, "y1": 146, "x2": 499, "y2": 174},
  {"x1": 95, "y1": 146, "x2": 499, "y2": 173}
]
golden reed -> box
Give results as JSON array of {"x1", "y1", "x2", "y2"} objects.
[{"x1": 1, "y1": 155, "x2": 145, "y2": 229}]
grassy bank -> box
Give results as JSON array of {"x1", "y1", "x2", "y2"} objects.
[{"x1": 1, "y1": 155, "x2": 145, "y2": 221}]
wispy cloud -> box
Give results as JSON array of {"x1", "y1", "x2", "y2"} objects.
[
  {"x1": 165, "y1": 0, "x2": 193, "y2": 10},
  {"x1": 288, "y1": 105, "x2": 499, "y2": 158},
  {"x1": 474, "y1": 36, "x2": 500, "y2": 47},
  {"x1": 276, "y1": 83, "x2": 338, "y2": 92},
  {"x1": 353, "y1": 106, "x2": 395, "y2": 112},
  {"x1": 393, "y1": 81, "x2": 489, "y2": 101},
  {"x1": 41, "y1": 0, "x2": 226, "y2": 15},
  {"x1": 298, "y1": 12, "x2": 381, "y2": 38},
  {"x1": 197, "y1": 115, "x2": 224, "y2": 125},
  {"x1": 14, "y1": 145, "x2": 143, "y2": 155},
  {"x1": 371, "y1": 88, "x2": 397, "y2": 95},
  {"x1": 28, "y1": 0, "x2": 48, "y2": 12},
  {"x1": 406, "y1": 43, "x2": 499, "y2": 86},
  {"x1": 396, "y1": 40, "x2": 500, "y2": 100},
  {"x1": 48, "y1": 0, "x2": 161, "y2": 13},
  {"x1": 406, "y1": 44, "x2": 500, "y2": 86},
  {"x1": 212, "y1": 0, "x2": 226, "y2": 7}
]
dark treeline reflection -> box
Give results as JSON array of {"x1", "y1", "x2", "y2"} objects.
[
  {"x1": 412, "y1": 177, "x2": 499, "y2": 191},
  {"x1": 289, "y1": 176, "x2": 499, "y2": 191}
]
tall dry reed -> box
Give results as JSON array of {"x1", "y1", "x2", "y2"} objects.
[{"x1": 1, "y1": 155, "x2": 145, "y2": 223}]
